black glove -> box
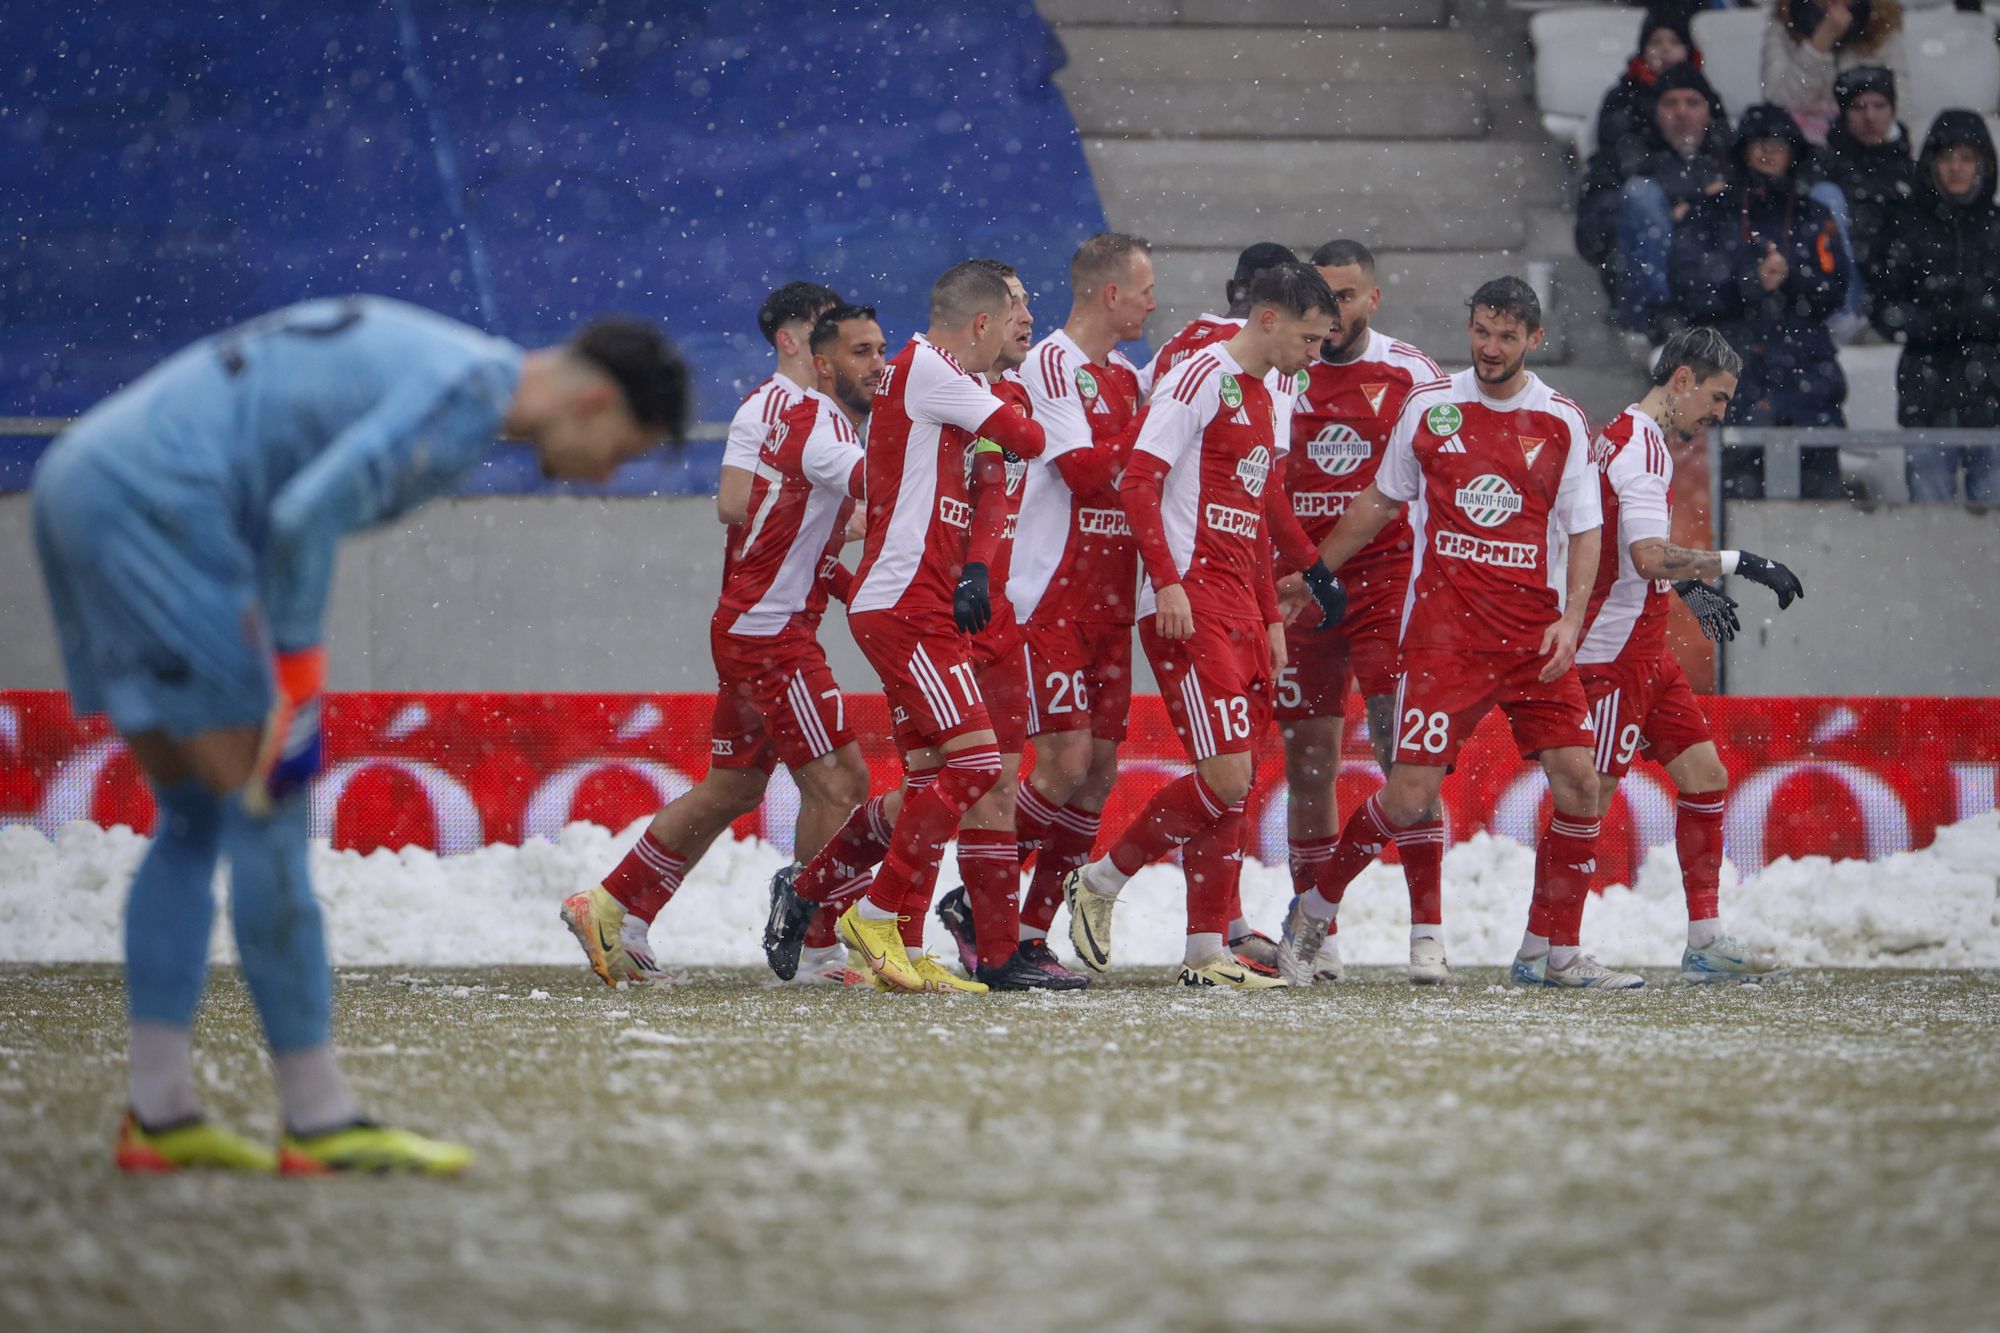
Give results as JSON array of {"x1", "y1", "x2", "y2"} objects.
[
  {"x1": 1674, "y1": 580, "x2": 1740, "y2": 643},
  {"x1": 1302, "y1": 558, "x2": 1347, "y2": 629},
  {"x1": 1735, "y1": 551, "x2": 1804, "y2": 609},
  {"x1": 954, "y1": 561, "x2": 992, "y2": 635}
]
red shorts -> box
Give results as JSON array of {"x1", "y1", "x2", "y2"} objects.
[
  {"x1": 969, "y1": 610, "x2": 1031, "y2": 755},
  {"x1": 708, "y1": 624, "x2": 855, "y2": 773},
  {"x1": 1580, "y1": 649, "x2": 1713, "y2": 779},
  {"x1": 1279, "y1": 569, "x2": 1404, "y2": 719},
  {"x1": 849, "y1": 607, "x2": 993, "y2": 752},
  {"x1": 1141, "y1": 615, "x2": 1273, "y2": 762},
  {"x1": 1022, "y1": 617, "x2": 1135, "y2": 743},
  {"x1": 1340, "y1": 575, "x2": 1405, "y2": 700},
  {"x1": 1392, "y1": 645, "x2": 1595, "y2": 767}
]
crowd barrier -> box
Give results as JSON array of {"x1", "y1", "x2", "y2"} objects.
[{"x1": 3, "y1": 691, "x2": 1994, "y2": 892}]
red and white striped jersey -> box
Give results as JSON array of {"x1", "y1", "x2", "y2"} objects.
[
  {"x1": 1010, "y1": 330, "x2": 1145, "y2": 626},
  {"x1": 1132, "y1": 345, "x2": 1284, "y2": 628},
  {"x1": 849, "y1": 335, "x2": 1009, "y2": 617},
  {"x1": 1376, "y1": 368, "x2": 1601, "y2": 653},
  {"x1": 1286, "y1": 328, "x2": 1441, "y2": 582},
  {"x1": 716, "y1": 387, "x2": 865, "y2": 636},
  {"x1": 720, "y1": 372, "x2": 806, "y2": 474},
  {"x1": 1138, "y1": 313, "x2": 1241, "y2": 398},
  {"x1": 981, "y1": 370, "x2": 1034, "y2": 597},
  {"x1": 1578, "y1": 405, "x2": 1674, "y2": 666}
]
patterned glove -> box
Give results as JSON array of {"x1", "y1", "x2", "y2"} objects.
[{"x1": 1674, "y1": 581, "x2": 1740, "y2": 643}]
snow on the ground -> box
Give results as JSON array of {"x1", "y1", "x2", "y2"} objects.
[{"x1": 1, "y1": 813, "x2": 1996, "y2": 969}]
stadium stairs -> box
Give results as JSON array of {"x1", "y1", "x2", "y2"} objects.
[{"x1": 1041, "y1": 0, "x2": 1638, "y2": 422}]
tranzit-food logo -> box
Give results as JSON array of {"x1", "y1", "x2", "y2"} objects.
[
  {"x1": 1237, "y1": 445, "x2": 1272, "y2": 498},
  {"x1": 1454, "y1": 473, "x2": 1523, "y2": 529},
  {"x1": 1306, "y1": 422, "x2": 1369, "y2": 477}
]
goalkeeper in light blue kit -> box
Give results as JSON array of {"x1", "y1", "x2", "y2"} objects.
[{"x1": 31, "y1": 296, "x2": 688, "y2": 1174}]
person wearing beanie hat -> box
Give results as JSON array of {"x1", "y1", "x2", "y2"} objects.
[
  {"x1": 1671, "y1": 103, "x2": 1852, "y2": 499},
  {"x1": 1870, "y1": 111, "x2": 2000, "y2": 502},
  {"x1": 1576, "y1": 61, "x2": 1732, "y2": 335},
  {"x1": 1814, "y1": 64, "x2": 1916, "y2": 323},
  {"x1": 1591, "y1": 8, "x2": 1704, "y2": 170}
]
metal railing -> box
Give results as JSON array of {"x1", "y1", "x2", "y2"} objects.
[{"x1": 1718, "y1": 427, "x2": 2000, "y2": 501}]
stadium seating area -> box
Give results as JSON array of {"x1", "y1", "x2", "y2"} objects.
[
  {"x1": 0, "y1": 0, "x2": 1107, "y2": 492},
  {"x1": 1532, "y1": 0, "x2": 2000, "y2": 502}
]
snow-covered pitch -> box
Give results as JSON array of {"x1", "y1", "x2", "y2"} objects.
[{"x1": 3, "y1": 813, "x2": 1997, "y2": 970}]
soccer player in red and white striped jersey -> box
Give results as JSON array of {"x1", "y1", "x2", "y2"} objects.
[
  {"x1": 1275, "y1": 277, "x2": 1623, "y2": 990},
  {"x1": 769, "y1": 262, "x2": 1047, "y2": 994},
  {"x1": 1269, "y1": 240, "x2": 1449, "y2": 985},
  {"x1": 1006, "y1": 233, "x2": 1154, "y2": 975},
  {"x1": 1136, "y1": 242, "x2": 1296, "y2": 397},
  {"x1": 715, "y1": 282, "x2": 843, "y2": 535},
  {"x1": 563, "y1": 299, "x2": 879, "y2": 988},
  {"x1": 1062, "y1": 261, "x2": 1342, "y2": 989},
  {"x1": 1578, "y1": 327, "x2": 1801, "y2": 982},
  {"x1": 925, "y1": 261, "x2": 1093, "y2": 990}
]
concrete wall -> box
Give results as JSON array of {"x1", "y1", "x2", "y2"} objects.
[
  {"x1": 1720, "y1": 502, "x2": 2000, "y2": 696},
  {"x1": 6, "y1": 491, "x2": 1993, "y2": 698}
]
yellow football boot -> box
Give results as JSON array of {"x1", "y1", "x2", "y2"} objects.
[
  {"x1": 115, "y1": 1112, "x2": 276, "y2": 1174},
  {"x1": 559, "y1": 886, "x2": 661, "y2": 988},
  {"x1": 835, "y1": 905, "x2": 924, "y2": 991},
  {"x1": 279, "y1": 1121, "x2": 473, "y2": 1176},
  {"x1": 909, "y1": 954, "x2": 989, "y2": 994},
  {"x1": 1178, "y1": 955, "x2": 1290, "y2": 990}
]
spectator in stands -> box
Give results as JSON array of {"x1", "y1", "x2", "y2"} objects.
[
  {"x1": 1816, "y1": 68, "x2": 1915, "y2": 267},
  {"x1": 1813, "y1": 66, "x2": 1916, "y2": 336},
  {"x1": 1870, "y1": 111, "x2": 2000, "y2": 503},
  {"x1": 1672, "y1": 103, "x2": 1851, "y2": 499},
  {"x1": 1592, "y1": 10, "x2": 1702, "y2": 169},
  {"x1": 1763, "y1": 1, "x2": 1911, "y2": 144},
  {"x1": 1577, "y1": 62, "x2": 1732, "y2": 337}
]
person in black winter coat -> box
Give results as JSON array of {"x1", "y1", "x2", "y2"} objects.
[
  {"x1": 1591, "y1": 10, "x2": 1703, "y2": 171},
  {"x1": 1672, "y1": 102, "x2": 1852, "y2": 499},
  {"x1": 1577, "y1": 62, "x2": 1733, "y2": 333},
  {"x1": 1812, "y1": 65, "x2": 1917, "y2": 332},
  {"x1": 1870, "y1": 110, "x2": 2000, "y2": 502}
]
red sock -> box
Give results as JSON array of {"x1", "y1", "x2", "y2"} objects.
[
  {"x1": 1676, "y1": 793, "x2": 1726, "y2": 924},
  {"x1": 794, "y1": 793, "x2": 897, "y2": 904},
  {"x1": 1014, "y1": 781, "x2": 1060, "y2": 865},
  {"x1": 1182, "y1": 802, "x2": 1245, "y2": 939},
  {"x1": 1536, "y1": 813, "x2": 1602, "y2": 948},
  {"x1": 1021, "y1": 804, "x2": 1100, "y2": 936},
  {"x1": 867, "y1": 746, "x2": 1002, "y2": 919},
  {"x1": 957, "y1": 829, "x2": 1021, "y2": 969},
  {"x1": 1312, "y1": 795, "x2": 1397, "y2": 908},
  {"x1": 600, "y1": 829, "x2": 686, "y2": 923},
  {"x1": 1395, "y1": 819, "x2": 1446, "y2": 927},
  {"x1": 803, "y1": 904, "x2": 840, "y2": 949},
  {"x1": 1106, "y1": 773, "x2": 1228, "y2": 876},
  {"x1": 1289, "y1": 836, "x2": 1337, "y2": 898},
  {"x1": 898, "y1": 858, "x2": 945, "y2": 949}
]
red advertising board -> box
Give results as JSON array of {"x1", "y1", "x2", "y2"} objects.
[{"x1": 1, "y1": 691, "x2": 1994, "y2": 888}]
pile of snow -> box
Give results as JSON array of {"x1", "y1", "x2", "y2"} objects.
[{"x1": 1, "y1": 814, "x2": 1995, "y2": 969}]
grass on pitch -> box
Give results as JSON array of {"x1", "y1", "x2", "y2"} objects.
[{"x1": 2, "y1": 964, "x2": 1998, "y2": 1333}]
